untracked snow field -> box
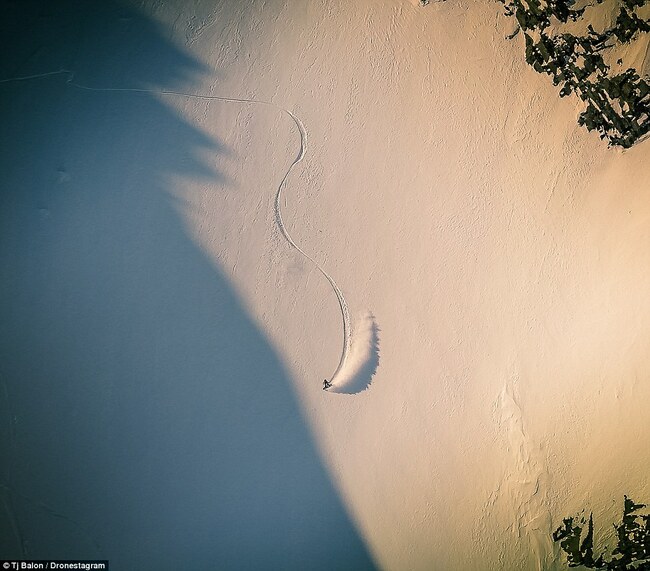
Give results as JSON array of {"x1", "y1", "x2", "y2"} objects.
[{"x1": 1, "y1": 0, "x2": 650, "y2": 569}]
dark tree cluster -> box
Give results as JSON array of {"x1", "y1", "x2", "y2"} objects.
[
  {"x1": 499, "y1": 0, "x2": 650, "y2": 147},
  {"x1": 553, "y1": 496, "x2": 650, "y2": 569}
]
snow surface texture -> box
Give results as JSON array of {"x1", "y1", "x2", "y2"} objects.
[{"x1": 2, "y1": 0, "x2": 650, "y2": 570}]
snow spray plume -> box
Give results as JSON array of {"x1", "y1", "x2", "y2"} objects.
[{"x1": 329, "y1": 312, "x2": 379, "y2": 394}]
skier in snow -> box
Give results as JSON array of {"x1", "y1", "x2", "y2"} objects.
[{"x1": 323, "y1": 379, "x2": 332, "y2": 390}]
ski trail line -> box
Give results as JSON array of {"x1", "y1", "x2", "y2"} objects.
[{"x1": 1, "y1": 69, "x2": 351, "y2": 383}]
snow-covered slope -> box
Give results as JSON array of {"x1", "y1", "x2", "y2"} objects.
[{"x1": 1, "y1": 0, "x2": 650, "y2": 569}]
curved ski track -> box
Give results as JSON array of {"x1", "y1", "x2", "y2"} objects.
[{"x1": 0, "y1": 69, "x2": 351, "y2": 384}]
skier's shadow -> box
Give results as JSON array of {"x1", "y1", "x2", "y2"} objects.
[{"x1": 0, "y1": 2, "x2": 376, "y2": 569}]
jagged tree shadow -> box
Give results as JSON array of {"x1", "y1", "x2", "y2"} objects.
[{"x1": 0, "y1": 1, "x2": 376, "y2": 569}]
